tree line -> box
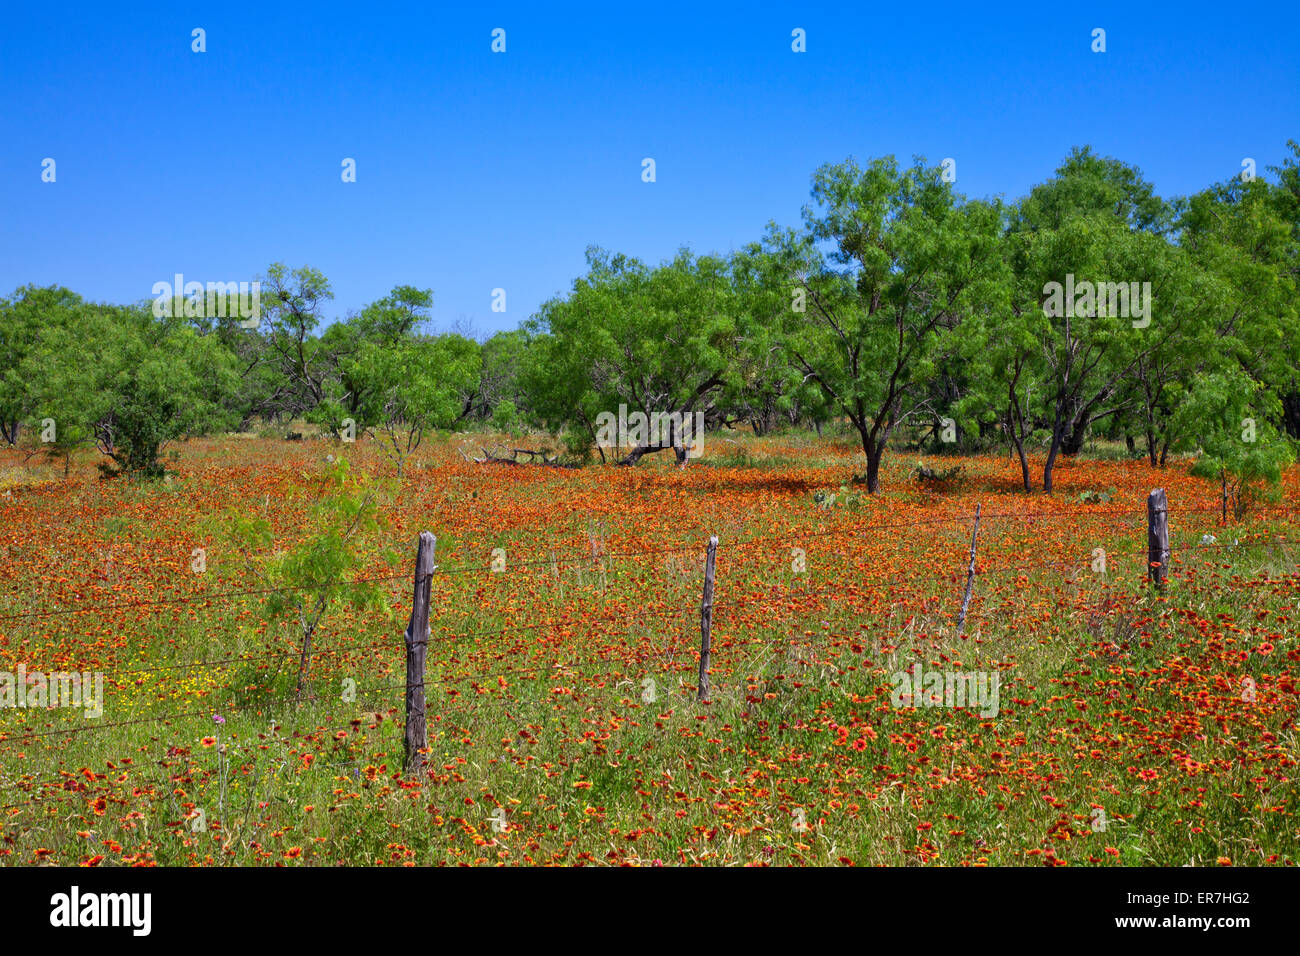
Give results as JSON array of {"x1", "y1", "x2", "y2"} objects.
[{"x1": 3, "y1": 143, "x2": 1298, "y2": 499}]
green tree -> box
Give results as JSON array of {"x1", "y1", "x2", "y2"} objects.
[
  {"x1": 781, "y1": 156, "x2": 1005, "y2": 492},
  {"x1": 1179, "y1": 169, "x2": 1300, "y2": 446},
  {"x1": 0, "y1": 285, "x2": 82, "y2": 446},
  {"x1": 523, "y1": 248, "x2": 744, "y2": 465},
  {"x1": 344, "y1": 335, "x2": 481, "y2": 475},
  {"x1": 728, "y1": 236, "x2": 825, "y2": 436},
  {"x1": 1170, "y1": 370, "x2": 1294, "y2": 520},
  {"x1": 472, "y1": 330, "x2": 533, "y2": 421},
  {"x1": 999, "y1": 146, "x2": 1219, "y2": 490},
  {"x1": 951, "y1": 224, "x2": 1040, "y2": 490},
  {"x1": 253, "y1": 263, "x2": 335, "y2": 420},
  {"x1": 234, "y1": 459, "x2": 392, "y2": 701},
  {"x1": 1269, "y1": 141, "x2": 1300, "y2": 437},
  {"x1": 21, "y1": 301, "x2": 238, "y2": 479},
  {"x1": 311, "y1": 285, "x2": 437, "y2": 431}
]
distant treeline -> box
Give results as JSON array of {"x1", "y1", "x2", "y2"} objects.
[{"x1": 2, "y1": 143, "x2": 1298, "y2": 496}]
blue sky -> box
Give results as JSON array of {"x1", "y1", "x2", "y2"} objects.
[{"x1": 2, "y1": 1, "x2": 1297, "y2": 337}]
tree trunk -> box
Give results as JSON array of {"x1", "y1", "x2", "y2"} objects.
[
  {"x1": 1282, "y1": 390, "x2": 1300, "y2": 439},
  {"x1": 296, "y1": 623, "x2": 315, "y2": 702},
  {"x1": 617, "y1": 415, "x2": 689, "y2": 467},
  {"x1": 1061, "y1": 417, "x2": 1088, "y2": 456},
  {"x1": 865, "y1": 447, "x2": 882, "y2": 492},
  {"x1": 857, "y1": 426, "x2": 885, "y2": 493},
  {"x1": 1043, "y1": 416, "x2": 1064, "y2": 494},
  {"x1": 618, "y1": 441, "x2": 688, "y2": 467},
  {"x1": 1012, "y1": 434, "x2": 1031, "y2": 493},
  {"x1": 618, "y1": 444, "x2": 657, "y2": 466},
  {"x1": 1007, "y1": 384, "x2": 1032, "y2": 492}
]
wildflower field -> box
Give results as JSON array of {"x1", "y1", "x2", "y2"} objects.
[{"x1": 1, "y1": 433, "x2": 1296, "y2": 867}]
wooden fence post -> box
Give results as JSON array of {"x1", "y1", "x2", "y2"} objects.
[
  {"x1": 956, "y1": 503, "x2": 981, "y2": 638},
  {"x1": 404, "y1": 531, "x2": 436, "y2": 773},
  {"x1": 1147, "y1": 489, "x2": 1170, "y2": 589},
  {"x1": 698, "y1": 535, "x2": 718, "y2": 702}
]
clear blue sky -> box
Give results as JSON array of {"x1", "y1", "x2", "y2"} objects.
[{"x1": 3, "y1": 1, "x2": 1297, "y2": 337}]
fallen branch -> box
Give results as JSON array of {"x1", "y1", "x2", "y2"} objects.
[{"x1": 471, "y1": 446, "x2": 581, "y2": 469}]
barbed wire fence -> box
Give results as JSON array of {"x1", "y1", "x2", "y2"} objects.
[{"x1": 0, "y1": 489, "x2": 1297, "y2": 818}]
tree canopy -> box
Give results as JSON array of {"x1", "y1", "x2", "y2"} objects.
[{"x1": 4, "y1": 142, "x2": 1297, "y2": 497}]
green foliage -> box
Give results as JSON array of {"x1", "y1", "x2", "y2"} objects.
[
  {"x1": 14, "y1": 294, "x2": 238, "y2": 479},
  {"x1": 491, "y1": 400, "x2": 519, "y2": 432},
  {"x1": 772, "y1": 155, "x2": 1009, "y2": 491},
  {"x1": 0, "y1": 285, "x2": 81, "y2": 445},
  {"x1": 1076, "y1": 488, "x2": 1116, "y2": 505},
  {"x1": 1015, "y1": 145, "x2": 1172, "y2": 235},
  {"x1": 234, "y1": 459, "x2": 394, "y2": 695},
  {"x1": 6, "y1": 139, "x2": 1299, "y2": 494},
  {"x1": 254, "y1": 263, "x2": 336, "y2": 418},
  {"x1": 345, "y1": 334, "x2": 481, "y2": 474},
  {"x1": 914, "y1": 460, "x2": 966, "y2": 485},
  {"x1": 522, "y1": 247, "x2": 745, "y2": 460},
  {"x1": 1172, "y1": 371, "x2": 1295, "y2": 517},
  {"x1": 812, "y1": 484, "x2": 868, "y2": 510}
]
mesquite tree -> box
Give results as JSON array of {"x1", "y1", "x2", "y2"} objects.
[{"x1": 779, "y1": 156, "x2": 1006, "y2": 492}]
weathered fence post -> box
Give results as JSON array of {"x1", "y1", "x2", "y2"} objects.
[
  {"x1": 404, "y1": 531, "x2": 436, "y2": 772},
  {"x1": 956, "y1": 503, "x2": 981, "y2": 638},
  {"x1": 697, "y1": 535, "x2": 718, "y2": 702},
  {"x1": 1147, "y1": 489, "x2": 1170, "y2": 589}
]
